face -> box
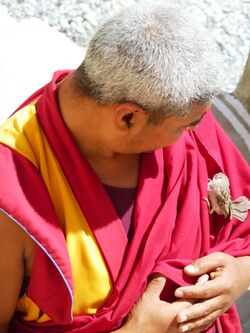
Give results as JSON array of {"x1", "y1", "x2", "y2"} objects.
[{"x1": 117, "y1": 103, "x2": 209, "y2": 153}]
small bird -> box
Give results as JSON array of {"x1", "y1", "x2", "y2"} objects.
[{"x1": 205, "y1": 173, "x2": 250, "y2": 222}]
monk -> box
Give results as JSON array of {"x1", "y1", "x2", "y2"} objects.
[{"x1": 0, "y1": 3, "x2": 250, "y2": 333}]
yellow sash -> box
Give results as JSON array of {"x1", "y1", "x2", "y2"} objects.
[{"x1": 0, "y1": 105, "x2": 112, "y2": 321}]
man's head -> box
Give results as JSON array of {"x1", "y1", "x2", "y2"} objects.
[{"x1": 74, "y1": 2, "x2": 222, "y2": 125}]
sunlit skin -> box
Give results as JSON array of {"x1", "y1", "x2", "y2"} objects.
[
  {"x1": 58, "y1": 74, "x2": 208, "y2": 188},
  {"x1": 59, "y1": 74, "x2": 208, "y2": 156}
]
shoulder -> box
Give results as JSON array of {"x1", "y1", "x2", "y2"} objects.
[
  {"x1": 0, "y1": 210, "x2": 35, "y2": 327},
  {"x1": 0, "y1": 210, "x2": 35, "y2": 275},
  {"x1": 0, "y1": 210, "x2": 29, "y2": 251}
]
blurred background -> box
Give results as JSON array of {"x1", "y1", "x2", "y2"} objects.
[{"x1": 0, "y1": 0, "x2": 249, "y2": 89}]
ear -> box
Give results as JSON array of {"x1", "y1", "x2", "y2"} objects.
[{"x1": 114, "y1": 102, "x2": 148, "y2": 131}]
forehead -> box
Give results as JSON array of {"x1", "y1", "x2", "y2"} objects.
[{"x1": 165, "y1": 103, "x2": 209, "y2": 126}]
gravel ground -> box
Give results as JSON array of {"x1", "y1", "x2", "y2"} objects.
[{"x1": 0, "y1": 0, "x2": 249, "y2": 92}]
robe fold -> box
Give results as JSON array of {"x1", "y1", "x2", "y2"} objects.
[{"x1": 0, "y1": 71, "x2": 249, "y2": 333}]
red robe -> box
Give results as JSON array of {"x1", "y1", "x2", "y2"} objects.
[{"x1": 0, "y1": 71, "x2": 249, "y2": 333}]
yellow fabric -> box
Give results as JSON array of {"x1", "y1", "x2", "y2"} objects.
[
  {"x1": 16, "y1": 296, "x2": 51, "y2": 323},
  {"x1": 0, "y1": 105, "x2": 113, "y2": 321}
]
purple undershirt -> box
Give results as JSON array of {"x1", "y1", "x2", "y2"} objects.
[
  {"x1": 104, "y1": 184, "x2": 137, "y2": 240},
  {"x1": 104, "y1": 184, "x2": 217, "y2": 333}
]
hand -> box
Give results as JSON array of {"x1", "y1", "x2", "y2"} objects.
[
  {"x1": 174, "y1": 252, "x2": 250, "y2": 332},
  {"x1": 121, "y1": 275, "x2": 194, "y2": 333}
]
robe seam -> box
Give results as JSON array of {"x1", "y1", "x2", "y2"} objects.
[{"x1": 0, "y1": 207, "x2": 74, "y2": 322}]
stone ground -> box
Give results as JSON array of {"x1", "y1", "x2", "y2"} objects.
[
  {"x1": 211, "y1": 93, "x2": 250, "y2": 164},
  {"x1": 211, "y1": 91, "x2": 250, "y2": 332},
  {"x1": 236, "y1": 290, "x2": 250, "y2": 333},
  {"x1": 0, "y1": 9, "x2": 249, "y2": 332}
]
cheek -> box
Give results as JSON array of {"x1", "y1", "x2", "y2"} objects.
[{"x1": 162, "y1": 129, "x2": 184, "y2": 145}]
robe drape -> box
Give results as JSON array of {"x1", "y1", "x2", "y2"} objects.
[{"x1": 0, "y1": 71, "x2": 249, "y2": 333}]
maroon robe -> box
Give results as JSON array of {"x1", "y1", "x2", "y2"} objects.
[{"x1": 0, "y1": 71, "x2": 249, "y2": 333}]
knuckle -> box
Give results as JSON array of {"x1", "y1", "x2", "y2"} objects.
[
  {"x1": 151, "y1": 277, "x2": 164, "y2": 285},
  {"x1": 198, "y1": 325, "x2": 210, "y2": 332},
  {"x1": 195, "y1": 319, "x2": 213, "y2": 331},
  {"x1": 189, "y1": 310, "x2": 220, "y2": 332},
  {"x1": 192, "y1": 326, "x2": 201, "y2": 333},
  {"x1": 182, "y1": 288, "x2": 195, "y2": 297},
  {"x1": 215, "y1": 251, "x2": 230, "y2": 262},
  {"x1": 148, "y1": 276, "x2": 166, "y2": 289},
  {"x1": 198, "y1": 325, "x2": 211, "y2": 332},
  {"x1": 194, "y1": 258, "x2": 206, "y2": 268},
  {"x1": 221, "y1": 297, "x2": 232, "y2": 310},
  {"x1": 188, "y1": 289, "x2": 195, "y2": 297},
  {"x1": 203, "y1": 306, "x2": 213, "y2": 317},
  {"x1": 204, "y1": 315, "x2": 213, "y2": 326},
  {"x1": 202, "y1": 287, "x2": 212, "y2": 298},
  {"x1": 189, "y1": 322, "x2": 206, "y2": 332},
  {"x1": 213, "y1": 252, "x2": 225, "y2": 264}
]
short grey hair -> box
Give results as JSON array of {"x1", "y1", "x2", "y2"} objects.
[{"x1": 75, "y1": 2, "x2": 222, "y2": 123}]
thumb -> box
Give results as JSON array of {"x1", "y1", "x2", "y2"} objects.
[
  {"x1": 184, "y1": 252, "x2": 230, "y2": 276},
  {"x1": 145, "y1": 274, "x2": 166, "y2": 298}
]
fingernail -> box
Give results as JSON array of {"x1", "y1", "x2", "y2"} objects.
[
  {"x1": 185, "y1": 265, "x2": 197, "y2": 273},
  {"x1": 175, "y1": 290, "x2": 184, "y2": 297},
  {"x1": 178, "y1": 314, "x2": 188, "y2": 323},
  {"x1": 180, "y1": 325, "x2": 189, "y2": 332}
]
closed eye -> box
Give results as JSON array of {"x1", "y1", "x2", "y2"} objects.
[
  {"x1": 176, "y1": 112, "x2": 206, "y2": 134},
  {"x1": 187, "y1": 113, "x2": 206, "y2": 128}
]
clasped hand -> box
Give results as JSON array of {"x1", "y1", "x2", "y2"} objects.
[
  {"x1": 118, "y1": 274, "x2": 195, "y2": 333},
  {"x1": 174, "y1": 252, "x2": 250, "y2": 332},
  {"x1": 115, "y1": 252, "x2": 250, "y2": 333}
]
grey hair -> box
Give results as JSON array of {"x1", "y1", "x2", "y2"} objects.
[{"x1": 75, "y1": 2, "x2": 222, "y2": 123}]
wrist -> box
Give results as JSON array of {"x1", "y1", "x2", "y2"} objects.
[
  {"x1": 236, "y1": 256, "x2": 250, "y2": 287},
  {"x1": 237, "y1": 255, "x2": 250, "y2": 265},
  {"x1": 121, "y1": 317, "x2": 139, "y2": 333}
]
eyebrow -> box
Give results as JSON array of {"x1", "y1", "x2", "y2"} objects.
[{"x1": 186, "y1": 113, "x2": 206, "y2": 127}]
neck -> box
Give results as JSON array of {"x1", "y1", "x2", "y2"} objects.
[
  {"x1": 57, "y1": 74, "x2": 140, "y2": 188},
  {"x1": 57, "y1": 74, "x2": 111, "y2": 157}
]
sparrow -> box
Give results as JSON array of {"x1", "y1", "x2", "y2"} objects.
[{"x1": 205, "y1": 173, "x2": 250, "y2": 222}]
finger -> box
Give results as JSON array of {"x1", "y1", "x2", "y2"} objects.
[
  {"x1": 175, "y1": 278, "x2": 226, "y2": 299},
  {"x1": 210, "y1": 267, "x2": 223, "y2": 280},
  {"x1": 145, "y1": 274, "x2": 167, "y2": 298},
  {"x1": 178, "y1": 309, "x2": 221, "y2": 332},
  {"x1": 196, "y1": 274, "x2": 209, "y2": 285},
  {"x1": 172, "y1": 298, "x2": 196, "y2": 312},
  {"x1": 175, "y1": 275, "x2": 209, "y2": 307},
  {"x1": 184, "y1": 252, "x2": 231, "y2": 276},
  {"x1": 176, "y1": 295, "x2": 225, "y2": 323}
]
